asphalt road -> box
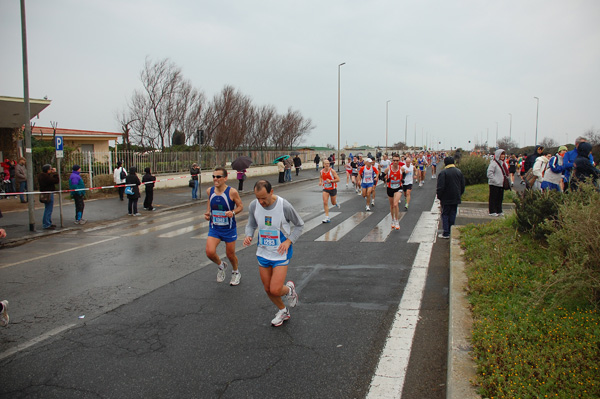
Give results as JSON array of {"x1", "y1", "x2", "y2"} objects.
[{"x1": 0, "y1": 176, "x2": 449, "y2": 398}]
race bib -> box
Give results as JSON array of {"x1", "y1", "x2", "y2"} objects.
[
  {"x1": 324, "y1": 181, "x2": 333, "y2": 189},
  {"x1": 259, "y1": 229, "x2": 280, "y2": 248},
  {"x1": 352, "y1": 168, "x2": 358, "y2": 174},
  {"x1": 364, "y1": 174, "x2": 373, "y2": 184},
  {"x1": 212, "y1": 210, "x2": 229, "y2": 226},
  {"x1": 390, "y1": 180, "x2": 401, "y2": 189}
]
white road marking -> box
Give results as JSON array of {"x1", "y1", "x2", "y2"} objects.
[
  {"x1": 367, "y1": 200, "x2": 440, "y2": 398},
  {"x1": 0, "y1": 237, "x2": 120, "y2": 269},
  {"x1": 314, "y1": 212, "x2": 372, "y2": 241}
]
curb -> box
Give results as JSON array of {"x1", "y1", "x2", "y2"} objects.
[{"x1": 447, "y1": 226, "x2": 479, "y2": 399}]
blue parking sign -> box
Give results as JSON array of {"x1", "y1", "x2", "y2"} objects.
[{"x1": 55, "y1": 136, "x2": 63, "y2": 151}]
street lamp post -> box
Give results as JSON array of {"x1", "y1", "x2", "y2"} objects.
[
  {"x1": 533, "y1": 96, "x2": 539, "y2": 146},
  {"x1": 404, "y1": 115, "x2": 409, "y2": 151},
  {"x1": 508, "y1": 113, "x2": 512, "y2": 141},
  {"x1": 385, "y1": 100, "x2": 391, "y2": 152},
  {"x1": 495, "y1": 121, "x2": 498, "y2": 149},
  {"x1": 337, "y1": 62, "x2": 345, "y2": 172}
]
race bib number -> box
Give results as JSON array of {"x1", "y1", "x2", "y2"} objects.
[
  {"x1": 212, "y1": 210, "x2": 229, "y2": 226},
  {"x1": 324, "y1": 181, "x2": 333, "y2": 189},
  {"x1": 352, "y1": 168, "x2": 358, "y2": 174},
  {"x1": 390, "y1": 180, "x2": 401, "y2": 189},
  {"x1": 259, "y1": 229, "x2": 280, "y2": 248},
  {"x1": 363, "y1": 174, "x2": 373, "y2": 184}
]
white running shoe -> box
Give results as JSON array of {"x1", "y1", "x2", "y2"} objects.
[
  {"x1": 79, "y1": 219, "x2": 87, "y2": 225},
  {"x1": 322, "y1": 217, "x2": 331, "y2": 223},
  {"x1": 271, "y1": 308, "x2": 291, "y2": 327},
  {"x1": 230, "y1": 271, "x2": 241, "y2": 286},
  {"x1": 365, "y1": 205, "x2": 371, "y2": 211},
  {"x1": 395, "y1": 221, "x2": 401, "y2": 230},
  {"x1": 286, "y1": 281, "x2": 298, "y2": 307},
  {"x1": 0, "y1": 300, "x2": 8, "y2": 327},
  {"x1": 488, "y1": 213, "x2": 498, "y2": 217},
  {"x1": 334, "y1": 203, "x2": 341, "y2": 209},
  {"x1": 371, "y1": 199, "x2": 375, "y2": 206},
  {"x1": 217, "y1": 262, "x2": 228, "y2": 283}
]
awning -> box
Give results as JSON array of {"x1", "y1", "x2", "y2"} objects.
[{"x1": 0, "y1": 95, "x2": 51, "y2": 128}]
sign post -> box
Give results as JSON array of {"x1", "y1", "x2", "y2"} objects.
[{"x1": 55, "y1": 135, "x2": 64, "y2": 227}]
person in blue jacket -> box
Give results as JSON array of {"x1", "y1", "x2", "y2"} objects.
[
  {"x1": 563, "y1": 136, "x2": 595, "y2": 190},
  {"x1": 69, "y1": 165, "x2": 87, "y2": 225}
]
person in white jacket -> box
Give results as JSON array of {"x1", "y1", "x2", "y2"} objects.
[
  {"x1": 113, "y1": 161, "x2": 127, "y2": 201},
  {"x1": 486, "y1": 149, "x2": 509, "y2": 217},
  {"x1": 532, "y1": 152, "x2": 551, "y2": 191},
  {"x1": 541, "y1": 146, "x2": 567, "y2": 192}
]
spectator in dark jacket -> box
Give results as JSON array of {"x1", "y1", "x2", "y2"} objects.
[
  {"x1": 563, "y1": 136, "x2": 595, "y2": 189},
  {"x1": 38, "y1": 164, "x2": 59, "y2": 229},
  {"x1": 142, "y1": 167, "x2": 156, "y2": 210},
  {"x1": 314, "y1": 154, "x2": 320, "y2": 171},
  {"x1": 436, "y1": 156, "x2": 465, "y2": 239},
  {"x1": 524, "y1": 145, "x2": 544, "y2": 172},
  {"x1": 571, "y1": 141, "x2": 599, "y2": 190},
  {"x1": 293, "y1": 155, "x2": 302, "y2": 176},
  {"x1": 125, "y1": 167, "x2": 141, "y2": 216}
]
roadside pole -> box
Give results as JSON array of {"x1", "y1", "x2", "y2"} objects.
[{"x1": 55, "y1": 133, "x2": 64, "y2": 228}]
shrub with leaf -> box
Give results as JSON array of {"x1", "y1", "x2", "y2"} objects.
[
  {"x1": 456, "y1": 155, "x2": 489, "y2": 185},
  {"x1": 513, "y1": 189, "x2": 562, "y2": 241}
]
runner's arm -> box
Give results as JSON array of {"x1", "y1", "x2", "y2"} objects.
[{"x1": 229, "y1": 188, "x2": 244, "y2": 218}]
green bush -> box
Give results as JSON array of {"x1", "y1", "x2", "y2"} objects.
[
  {"x1": 542, "y1": 183, "x2": 600, "y2": 308},
  {"x1": 513, "y1": 189, "x2": 562, "y2": 241},
  {"x1": 456, "y1": 155, "x2": 489, "y2": 185}
]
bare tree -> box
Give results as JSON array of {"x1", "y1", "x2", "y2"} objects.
[
  {"x1": 246, "y1": 105, "x2": 276, "y2": 150},
  {"x1": 584, "y1": 127, "x2": 600, "y2": 146},
  {"x1": 539, "y1": 137, "x2": 558, "y2": 149},
  {"x1": 496, "y1": 136, "x2": 519, "y2": 152}
]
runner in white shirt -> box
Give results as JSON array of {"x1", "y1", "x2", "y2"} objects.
[
  {"x1": 244, "y1": 180, "x2": 304, "y2": 327},
  {"x1": 402, "y1": 157, "x2": 415, "y2": 211}
]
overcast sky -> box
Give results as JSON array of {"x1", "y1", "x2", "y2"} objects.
[{"x1": 2, "y1": 0, "x2": 599, "y2": 150}]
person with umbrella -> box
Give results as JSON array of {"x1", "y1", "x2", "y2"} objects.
[{"x1": 232, "y1": 156, "x2": 253, "y2": 192}]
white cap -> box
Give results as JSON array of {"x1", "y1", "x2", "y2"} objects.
[{"x1": 365, "y1": 158, "x2": 372, "y2": 162}]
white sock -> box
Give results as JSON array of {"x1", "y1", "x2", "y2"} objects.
[{"x1": 218, "y1": 262, "x2": 225, "y2": 269}]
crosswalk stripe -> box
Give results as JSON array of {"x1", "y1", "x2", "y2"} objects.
[
  {"x1": 314, "y1": 211, "x2": 372, "y2": 242},
  {"x1": 360, "y1": 213, "x2": 406, "y2": 243},
  {"x1": 84, "y1": 210, "x2": 195, "y2": 233},
  {"x1": 158, "y1": 221, "x2": 209, "y2": 238},
  {"x1": 192, "y1": 219, "x2": 249, "y2": 240},
  {"x1": 300, "y1": 212, "x2": 341, "y2": 234},
  {"x1": 123, "y1": 214, "x2": 206, "y2": 236}
]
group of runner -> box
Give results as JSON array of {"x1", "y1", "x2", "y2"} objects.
[
  {"x1": 203, "y1": 151, "x2": 443, "y2": 327},
  {"x1": 203, "y1": 167, "x2": 303, "y2": 327}
]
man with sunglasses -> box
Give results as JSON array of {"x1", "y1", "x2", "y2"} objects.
[{"x1": 204, "y1": 167, "x2": 244, "y2": 286}]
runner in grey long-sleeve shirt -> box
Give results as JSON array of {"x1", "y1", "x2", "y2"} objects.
[{"x1": 243, "y1": 180, "x2": 304, "y2": 327}]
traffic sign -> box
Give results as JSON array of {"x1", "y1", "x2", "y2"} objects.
[{"x1": 55, "y1": 136, "x2": 63, "y2": 158}]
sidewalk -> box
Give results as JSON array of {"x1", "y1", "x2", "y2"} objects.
[{"x1": 0, "y1": 167, "x2": 323, "y2": 248}]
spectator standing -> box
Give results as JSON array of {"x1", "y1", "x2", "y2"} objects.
[
  {"x1": 237, "y1": 169, "x2": 246, "y2": 192},
  {"x1": 38, "y1": 164, "x2": 59, "y2": 229},
  {"x1": 293, "y1": 155, "x2": 302, "y2": 176},
  {"x1": 314, "y1": 154, "x2": 320, "y2": 171},
  {"x1": 532, "y1": 152, "x2": 551, "y2": 191},
  {"x1": 277, "y1": 160, "x2": 285, "y2": 183},
  {"x1": 190, "y1": 163, "x2": 200, "y2": 200},
  {"x1": 541, "y1": 146, "x2": 567, "y2": 192},
  {"x1": 284, "y1": 157, "x2": 293, "y2": 182},
  {"x1": 524, "y1": 145, "x2": 544, "y2": 173},
  {"x1": 15, "y1": 157, "x2": 27, "y2": 203},
  {"x1": 436, "y1": 156, "x2": 465, "y2": 238},
  {"x1": 486, "y1": 149, "x2": 509, "y2": 217},
  {"x1": 563, "y1": 136, "x2": 595, "y2": 190},
  {"x1": 113, "y1": 161, "x2": 127, "y2": 201},
  {"x1": 142, "y1": 167, "x2": 156, "y2": 210},
  {"x1": 341, "y1": 153, "x2": 346, "y2": 166},
  {"x1": 125, "y1": 167, "x2": 141, "y2": 216},
  {"x1": 69, "y1": 165, "x2": 86, "y2": 225},
  {"x1": 571, "y1": 141, "x2": 599, "y2": 190}
]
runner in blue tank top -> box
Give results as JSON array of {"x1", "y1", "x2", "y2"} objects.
[{"x1": 204, "y1": 167, "x2": 244, "y2": 286}]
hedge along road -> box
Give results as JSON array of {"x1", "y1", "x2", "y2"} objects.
[{"x1": 0, "y1": 177, "x2": 449, "y2": 398}]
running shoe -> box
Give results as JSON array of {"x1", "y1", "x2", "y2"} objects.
[
  {"x1": 79, "y1": 219, "x2": 87, "y2": 225},
  {"x1": 395, "y1": 221, "x2": 401, "y2": 230},
  {"x1": 405, "y1": 204, "x2": 409, "y2": 211},
  {"x1": 134, "y1": 213, "x2": 142, "y2": 216},
  {"x1": 333, "y1": 203, "x2": 341, "y2": 209},
  {"x1": 371, "y1": 199, "x2": 375, "y2": 206},
  {"x1": 271, "y1": 308, "x2": 291, "y2": 327},
  {"x1": 286, "y1": 281, "x2": 298, "y2": 307},
  {"x1": 488, "y1": 213, "x2": 498, "y2": 217},
  {"x1": 365, "y1": 205, "x2": 371, "y2": 211},
  {"x1": 322, "y1": 217, "x2": 331, "y2": 223},
  {"x1": 74, "y1": 220, "x2": 79, "y2": 225},
  {"x1": 217, "y1": 262, "x2": 228, "y2": 283},
  {"x1": 0, "y1": 300, "x2": 8, "y2": 327},
  {"x1": 230, "y1": 271, "x2": 241, "y2": 286},
  {"x1": 438, "y1": 234, "x2": 449, "y2": 239}
]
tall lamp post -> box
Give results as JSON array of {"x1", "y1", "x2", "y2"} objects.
[
  {"x1": 508, "y1": 113, "x2": 512, "y2": 141},
  {"x1": 337, "y1": 62, "x2": 345, "y2": 172},
  {"x1": 404, "y1": 115, "x2": 409, "y2": 151},
  {"x1": 533, "y1": 96, "x2": 539, "y2": 146},
  {"x1": 385, "y1": 100, "x2": 391, "y2": 152}
]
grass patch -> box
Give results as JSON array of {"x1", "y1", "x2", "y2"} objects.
[
  {"x1": 462, "y1": 183, "x2": 517, "y2": 203},
  {"x1": 461, "y1": 218, "x2": 600, "y2": 398}
]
